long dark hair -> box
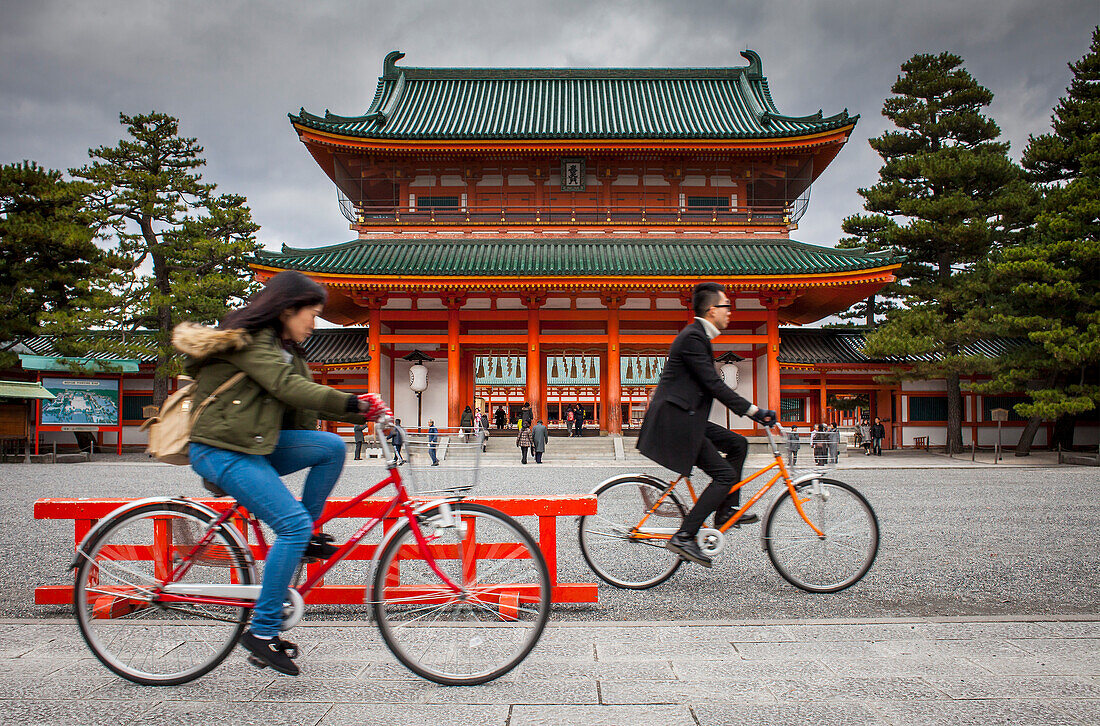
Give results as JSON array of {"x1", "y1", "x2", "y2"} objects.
[{"x1": 220, "y1": 270, "x2": 327, "y2": 340}]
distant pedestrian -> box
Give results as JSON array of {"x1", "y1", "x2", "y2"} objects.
[
  {"x1": 427, "y1": 419, "x2": 439, "y2": 465},
  {"x1": 519, "y1": 402, "x2": 533, "y2": 431},
  {"x1": 871, "y1": 417, "x2": 886, "y2": 456},
  {"x1": 460, "y1": 405, "x2": 473, "y2": 443},
  {"x1": 786, "y1": 425, "x2": 800, "y2": 466},
  {"x1": 473, "y1": 408, "x2": 488, "y2": 451},
  {"x1": 565, "y1": 406, "x2": 575, "y2": 436},
  {"x1": 828, "y1": 423, "x2": 839, "y2": 463},
  {"x1": 813, "y1": 424, "x2": 828, "y2": 466},
  {"x1": 353, "y1": 423, "x2": 366, "y2": 460},
  {"x1": 387, "y1": 418, "x2": 406, "y2": 464},
  {"x1": 495, "y1": 405, "x2": 507, "y2": 430},
  {"x1": 532, "y1": 419, "x2": 549, "y2": 463},
  {"x1": 573, "y1": 406, "x2": 584, "y2": 437},
  {"x1": 517, "y1": 422, "x2": 534, "y2": 464},
  {"x1": 857, "y1": 418, "x2": 872, "y2": 456}
]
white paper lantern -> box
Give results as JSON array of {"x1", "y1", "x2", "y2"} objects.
[
  {"x1": 409, "y1": 364, "x2": 428, "y2": 392},
  {"x1": 720, "y1": 362, "x2": 739, "y2": 389}
]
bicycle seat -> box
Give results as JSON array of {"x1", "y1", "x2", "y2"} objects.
[{"x1": 200, "y1": 478, "x2": 230, "y2": 498}]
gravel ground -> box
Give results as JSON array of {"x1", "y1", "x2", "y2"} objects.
[{"x1": 6, "y1": 459, "x2": 1099, "y2": 621}]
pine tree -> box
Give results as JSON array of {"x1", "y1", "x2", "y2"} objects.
[
  {"x1": 975, "y1": 27, "x2": 1100, "y2": 454},
  {"x1": 835, "y1": 213, "x2": 901, "y2": 327},
  {"x1": 48, "y1": 112, "x2": 262, "y2": 405},
  {"x1": 857, "y1": 53, "x2": 1034, "y2": 453},
  {"x1": 0, "y1": 162, "x2": 117, "y2": 368}
]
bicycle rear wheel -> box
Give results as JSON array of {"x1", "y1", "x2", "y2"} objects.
[
  {"x1": 578, "y1": 477, "x2": 686, "y2": 589},
  {"x1": 764, "y1": 478, "x2": 878, "y2": 593},
  {"x1": 371, "y1": 502, "x2": 550, "y2": 685},
  {"x1": 73, "y1": 501, "x2": 253, "y2": 685}
]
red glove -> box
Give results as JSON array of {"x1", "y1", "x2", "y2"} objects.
[{"x1": 357, "y1": 393, "x2": 392, "y2": 422}]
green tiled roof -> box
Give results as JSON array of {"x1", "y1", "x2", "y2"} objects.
[
  {"x1": 290, "y1": 50, "x2": 856, "y2": 141},
  {"x1": 255, "y1": 238, "x2": 900, "y2": 277},
  {"x1": 778, "y1": 329, "x2": 1030, "y2": 365}
]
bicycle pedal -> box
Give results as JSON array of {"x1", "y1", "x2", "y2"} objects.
[{"x1": 246, "y1": 654, "x2": 268, "y2": 670}]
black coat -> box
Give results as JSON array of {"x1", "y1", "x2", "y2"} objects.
[{"x1": 636, "y1": 320, "x2": 754, "y2": 475}]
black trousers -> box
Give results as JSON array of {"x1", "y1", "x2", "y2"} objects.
[
  {"x1": 679, "y1": 423, "x2": 749, "y2": 535},
  {"x1": 354, "y1": 441, "x2": 364, "y2": 459}
]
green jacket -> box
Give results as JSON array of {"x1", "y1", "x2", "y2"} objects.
[{"x1": 173, "y1": 322, "x2": 364, "y2": 455}]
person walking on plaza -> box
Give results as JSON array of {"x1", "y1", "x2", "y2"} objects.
[
  {"x1": 176, "y1": 269, "x2": 391, "y2": 676},
  {"x1": 813, "y1": 424, "x2": 828, "y2": 466},
  {"x1": 517, "y1": 420, "x2": 534, "y2": 464},
  {"x1": 573, "y1": 405, "x2": 584, "y2": 437},
  {"x1": 871, "y1": 417, "x2": 886, "y2": 456},
  {"x1": 494, "y1": 405, "x2": 506, "y2": 430},
  {"x1": 787, "y1": 425, "x2": 800, "y2": 467},
  {"x1": 532, "y1": 419, "x2": 549, "y2": 463},
  {"x1": 857, "y1": 417, "x2": 872, "y2": 456},
  {"x1": 427, "y1": 419, "x2": 439, "y2": 465},
  {"x1": 637, "y1": 282, "x2": 777, "y2": 568},
  {"x1": 388, "y1": 418, "x2": 406, "y2": 464},
  {"x1": 353, "y1": 422, "x2": 366, "y2": 460},
  {"x1": 827, "y1": 423, "x2": 840, "y2": 463},
  {"x1": 519, "y1": 401, "x2": 533, "y2": 431},
  {"x1": 460, "y1": 405, "x2": 473, "y2": 443}
]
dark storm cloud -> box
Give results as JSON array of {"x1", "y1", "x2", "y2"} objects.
[{"x1": 1, "y1": 0, "x2": 1095, "y2": 253}]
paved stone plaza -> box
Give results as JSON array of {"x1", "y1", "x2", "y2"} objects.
[{"x1": 1, "y1": 457, "x2": 1097, "y2": 722}]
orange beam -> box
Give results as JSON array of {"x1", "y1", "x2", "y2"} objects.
[
  {"x1": 379, "y1": 334, "x2": 448, "y2": 344},
  {"x1": 295, "y1": 124, "x2": 857, "y2": 154}
]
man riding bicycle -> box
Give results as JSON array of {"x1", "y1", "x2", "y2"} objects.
[{"x1": 636, "y1": 282, "x2": 777, "y2": 568}]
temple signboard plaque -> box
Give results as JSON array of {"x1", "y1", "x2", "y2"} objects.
[{"x1": 560, "y1": 158, "x2": 586, "y2": 191}]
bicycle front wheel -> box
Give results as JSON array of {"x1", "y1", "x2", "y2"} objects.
[
  {"x1": 371, "y1": 502, "x2": 550, "y2": 685},
  {"x1": 73, "y1": 501, "x2": 253, "y2": 685},
  {"x1": 578, "y1": 477, "x2": 686, "y2": 589},
  {"x1": 764, "y1": 478, "x2": 879, "y2": 593}
]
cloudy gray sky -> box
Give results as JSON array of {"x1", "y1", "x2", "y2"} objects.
[{"x1": 2, "y1": 0, "x2": 1095, "y2": 253}]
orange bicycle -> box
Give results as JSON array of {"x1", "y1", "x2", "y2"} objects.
[{"x1": 578, "y1": 424, "x2": 878, "y2": 593}]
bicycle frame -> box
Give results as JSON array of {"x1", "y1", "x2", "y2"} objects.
[
  {"x1": 633, "y1": 425, "x2": 825, "y2": 540},
  {"x1": 155, "y1": 421, "x2": 465, "y2": 611}
]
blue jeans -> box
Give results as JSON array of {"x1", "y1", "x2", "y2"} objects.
[{"x1": 189, "y1": 429, "x2": 346, "y2": 638}]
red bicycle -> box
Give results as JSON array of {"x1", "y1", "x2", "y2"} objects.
[{"x1": 71, "y1": 419, "x2": 550, "y2": 686}]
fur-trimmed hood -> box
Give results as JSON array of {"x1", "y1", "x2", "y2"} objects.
[{"x1": 172, "y1": 322, "x2": 252, "y2": 360}]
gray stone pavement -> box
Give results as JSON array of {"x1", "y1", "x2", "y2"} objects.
[
  {"x1": 0, "y1": 616, "x2": 1097, "y2": 725},
  {"x1": 4, "y1": 454, "x2": 1098, "y2": 722}
]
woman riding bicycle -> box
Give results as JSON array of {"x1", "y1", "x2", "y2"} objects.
[{"x1": 173, "y1": 270, "x2": 390, "y2": 676}]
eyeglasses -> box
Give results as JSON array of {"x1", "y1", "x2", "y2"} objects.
[{"x1": 711, "y1": 304, "x2": 732, "y2": 309}]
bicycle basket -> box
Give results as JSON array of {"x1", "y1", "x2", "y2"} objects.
[
  {"x1": 638, "y1": 483, "x2": 681, "y2": 517},
  {"x1": 401, "y1": 427, "x2": 483, "y2": 495}
]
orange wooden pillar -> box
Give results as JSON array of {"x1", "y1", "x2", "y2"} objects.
[
  {"x1": 525, "y1": 297, "x2": 543, "y2": 421},
  {"x1": 766, "y1": 304, "x2": 781, "y2": 416},
  {"x1": 368, "y1": 305, "x2": 382, "y2": 397},
  {"x1": 447, "y1": 303, "x2": 460, "y2": 428},
  {"x1": 606, "y1": 299, "x2": 622, "y2": 434},
  {"x1": 818, "y1": 370, "x2": 828, "y2": 425}
]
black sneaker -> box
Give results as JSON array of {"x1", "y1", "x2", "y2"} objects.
[
  {"x1": 303, "y1": 532, "x2": 339, "y2": 560},
  {"x1": 240, "y1": 630, "x2": 300, "y2": 675},
  {"x1": 666, "y1": 531, "x2": 712, "y2": 568},
  {"x1": 714, "y1": 507, "x2": 760, "y2": 530}
]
